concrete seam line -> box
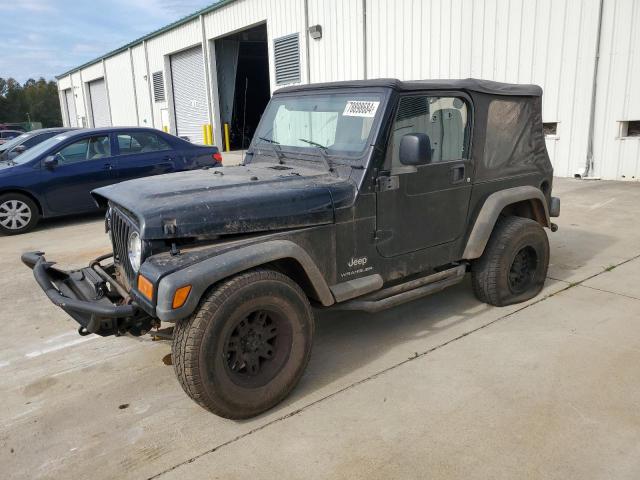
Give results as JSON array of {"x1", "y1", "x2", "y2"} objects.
[
  {"x1": 148, "y1": 252, "x2": 640, "y2": 479},
  {"x1": 578, "y1": 284, "x2": 640, "y2": 303}
]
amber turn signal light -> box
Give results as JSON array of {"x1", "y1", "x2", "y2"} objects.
[
  {"x1": 137, "y1": 274, "x2": 154, "y2": 301},
  {"x1": 172, "y1": 285, "x2": 192, "y2": 309}
]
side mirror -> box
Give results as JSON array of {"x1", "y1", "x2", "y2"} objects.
[
  {"x1": 399, "y1": 133, "x2": 432, "y2": 166},
  {"x1": 13, "y1": 145, "x2": 27, "y2": 154},
  {"x1": 43, "y1": 155, "x2": 59, "y2": 169}
]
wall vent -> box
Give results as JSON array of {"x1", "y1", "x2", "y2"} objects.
[
  {"x1": 152, "y1": 71, "x2": 165, "y2": 102},
  {"x1": 273, "y1": 33, "x2": 301, "y2": 85}
]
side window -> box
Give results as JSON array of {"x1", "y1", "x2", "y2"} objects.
[
  {"x1": 23, "y1": 133, "x2": 54, "y2": 148},
  {"x1": 55, "y1": 135, "x2": 111, "y2": 164},
  {"x1": 117, "y1": 134, "x2": 142, "y2": 155},
  {"x1": 390, "y1": 95, "x2": 469, "y2": 170},
  {"x1": 117, "y1": 132, "x2": 171, "y2": 155}
]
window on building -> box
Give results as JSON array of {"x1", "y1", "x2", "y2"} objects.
[
  {"x1": 621, "y1": 120, "x2": 640, "y2": 137},
  {"x1": 152, "y1": 71, "x2": 165, "y2": 102},
  {"x1": 389, "y1": 95, "x2": 469, "y2": 170},
  {"x1": 116, "y1": 132, "x2": 171, "y2": 155},
  {"x1": 543, "y1": 122, "x2": 558, "y2": 136}
]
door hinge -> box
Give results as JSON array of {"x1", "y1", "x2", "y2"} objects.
[{"x1": 376, "y1": 175, "x2": 399, "y2": 192}]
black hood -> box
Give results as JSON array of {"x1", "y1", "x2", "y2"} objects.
[{"x1": 93, "y1": 163, "x2": 356, "y2": 240}]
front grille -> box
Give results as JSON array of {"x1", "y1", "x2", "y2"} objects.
[{"x1": 109, "y1": 206, "x2": 138, "y2": 289}]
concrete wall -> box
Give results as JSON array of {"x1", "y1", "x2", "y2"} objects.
[{"x1": 56, "y1": 0, "x2": 640, "y2": 180}]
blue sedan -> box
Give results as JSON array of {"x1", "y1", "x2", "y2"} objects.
[{"x1": 0, "y1": 127, "x2": 222, "y2": 234}]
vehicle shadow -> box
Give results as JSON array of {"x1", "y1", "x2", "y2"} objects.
[
  {"x1": 255, "y1": 225, "x2": 617, "y2": 419},
  {"x1": 35, "y1": 211, "x2": 106, "y2": 232}
]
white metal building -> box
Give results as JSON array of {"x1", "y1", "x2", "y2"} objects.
[{"x1": 57, "y1": 0, "x2": 640, "y2": 180}]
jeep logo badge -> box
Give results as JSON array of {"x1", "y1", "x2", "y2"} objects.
[{"x1": 348, "y1": 256, "x2": 368, "y2": 268}]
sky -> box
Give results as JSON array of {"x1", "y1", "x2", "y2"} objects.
[{"x1": 0, "y1": 0, "x2": 216, "y2": 83}]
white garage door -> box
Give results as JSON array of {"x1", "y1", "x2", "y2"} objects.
[
  {"x1": 65, "y1": 89, "x2": 77, "y2": 127},
  {"x1": 170, "y1": 46, "x2": 208, "y2": 144},
  {"x1": 88, "y1": 79, "x2": 111, "y2": 127}
]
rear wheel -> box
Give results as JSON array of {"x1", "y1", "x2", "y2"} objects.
[
  {"x1": 471, "y1": 216, "x2": 549, "y2": 306},
  {"x1": 0, "y1": 193, "x2": 39, "y2": 235},
  {"x1": 172, "y1": 268, "x2": 314, "y2": 419}
]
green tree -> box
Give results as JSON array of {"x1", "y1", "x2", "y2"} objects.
[{"x1": 0, "y1": 77, "x2": 62, "y2": 128}]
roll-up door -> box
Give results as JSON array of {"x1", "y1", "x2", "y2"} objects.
[
  {"x1": 88, "y1": 79, "x2": 111, "y2": 127},
  {"x1": 65, "y1": 89, "x2": 77, "y2": 127},
  {"x1": 170, "y1": 46, "x2": 208, "y2": 144}
]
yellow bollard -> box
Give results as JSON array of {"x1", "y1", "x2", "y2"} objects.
[
  {"x1": 206, "y1": 124, "x2": 213, "y2": 145},
  {"x1": 224, "y1": 123, "x2": 231, "y2": 152},
  {"x1": 163, "y1": 125, "x2": 168, "y2": 133},
  {"x1": 202, "y1": 125, "x2": 208, "y2": 145}
]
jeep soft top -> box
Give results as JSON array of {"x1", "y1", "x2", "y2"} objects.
[{"x1": 24, "y1": 78, "x2": 560, "y2": 419}]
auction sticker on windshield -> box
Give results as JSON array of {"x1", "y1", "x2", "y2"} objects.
[{"x1": 343, "y1": 100, "x2": 380, "y2": 117}]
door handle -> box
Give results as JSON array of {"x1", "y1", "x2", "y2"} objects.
[
  {"x1": 103, "y1": 163, "x2": 112, "y2": 170},
  {"x1": 451, "y1": 165, "x2": 465, "y2": 184}
]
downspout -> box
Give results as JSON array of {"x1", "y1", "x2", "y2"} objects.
[
  {"x1": 128, "y1": 47, "x2": 140, "y2": 126},
  {"x1": 102, "y1": 58, "x2": 114, "y2": 126},
  {"x1": 362, "y1": 0, "x2": 367, "y2": 79},
  {"x1": 584, "y1": 0, "x2": 604, "y2": 178},
  {"x1": 304, "y1": 0, "x2": 311, "y2": 84}
]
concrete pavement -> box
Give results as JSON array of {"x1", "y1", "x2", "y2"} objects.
[{"x1": 1, "y1": 177, "x2": 639, "y2": 479}]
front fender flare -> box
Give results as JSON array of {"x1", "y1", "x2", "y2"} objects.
[
  {"x1": 462, "y1": 186, "x2": 550, "y2": 260},
  {"x1": 155, "y1": 239, "x2": 334, "y2": 322}
]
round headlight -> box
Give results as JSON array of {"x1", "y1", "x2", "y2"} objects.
[{"x1": 127, "y1": 231, "x2": 142, "y2": 272}]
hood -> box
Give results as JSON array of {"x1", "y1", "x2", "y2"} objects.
[
  {"x1": 0, "y1": 160, "x2": 18, "y2": 173},
  {"x1": 93, "y1": 163, "x2": 356, "y2": 240}
]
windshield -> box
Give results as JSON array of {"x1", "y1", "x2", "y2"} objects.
[
  {"x1": 0, "y1": 133, "x2": 30, "y2": 153},
  {"x1": 8, "y1": 133, "x2": 71, "y2": 165},
  {"x1": 253, "y1": 93, "x2": 383, "y2": 159}
]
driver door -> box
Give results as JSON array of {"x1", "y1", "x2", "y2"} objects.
[
  {"x1": 41, "y1": 134, "x2": 116, "y2": 214},
  {"x1": 376, "y1": 93, "x2": 473, "y2": 258}
]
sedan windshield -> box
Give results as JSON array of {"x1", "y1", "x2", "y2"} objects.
[
  {"x1": 7, "y1": 133, "x2": 71, "y2": 165},
  {"x1": 253, "y1": 93, "x2": 383, "y2": 159}
]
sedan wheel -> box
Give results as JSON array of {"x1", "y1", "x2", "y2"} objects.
[{"x1": 0, "y1": 194, "x2": 39, "y2": 235}]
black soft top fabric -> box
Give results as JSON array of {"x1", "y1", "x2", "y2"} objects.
[{"x1": 275, "y1": 78, "x2": 542, "y2": 97}]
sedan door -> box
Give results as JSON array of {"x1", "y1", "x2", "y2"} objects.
[
  {"x1": 41, "y1": 134, "x2": 116, "y2": 214},
  {"x1": 113, "y1": 131, "x2": 179, "y2": 181}
]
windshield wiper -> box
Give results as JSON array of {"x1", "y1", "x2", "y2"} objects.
[
  {"x1": 298, "y1": 138, "x2": 334, "y2": 174},
  {"x1": 257, "y1": 136, "x2": 286, "y2": 164}
]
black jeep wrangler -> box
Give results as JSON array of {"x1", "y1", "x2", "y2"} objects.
[{"x1": 24, "y1": 79, "x2": 560, "y2": 419}]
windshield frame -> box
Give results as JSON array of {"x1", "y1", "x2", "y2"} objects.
[{"x1": 249, "y1": 87, "x2": 391, "y2": 168}]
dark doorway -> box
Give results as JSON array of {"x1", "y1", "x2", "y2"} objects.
[{"x1": 215, "y1": 24, "x2": 270, "y2": 150}]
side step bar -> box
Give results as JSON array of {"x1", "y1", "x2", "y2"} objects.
[{"x1": 332, "y1": 265, "x2": 466, "y2": 313}]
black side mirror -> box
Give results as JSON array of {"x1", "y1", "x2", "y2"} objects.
[
  {"x1": 399, "y1": 133, "x2": 432, "y2": 166},
  {"x1": 43, "y1": 155, "x2": 59, "y2": 169},
  {"x1": 13, "y1": 145, "x2": 26, "y2": 154}
]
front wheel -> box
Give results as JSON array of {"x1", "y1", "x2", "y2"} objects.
[
  {"x1": 172, "y1": 268, "x2": 314, "y2": 419},
  {"x1": 471, "y1": 216, "x2": 550, "y2": 307},
  {"x1": 0, "y1": 193, "x2": 39, "y2": 235}
]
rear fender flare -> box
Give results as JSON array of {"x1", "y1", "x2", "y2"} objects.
[
  {"x1": 155, "y1": 239, "x2": 334, "y2": 322},
  {"x1": 462, "y1": 186, "x2": 550, "y2": 260}
]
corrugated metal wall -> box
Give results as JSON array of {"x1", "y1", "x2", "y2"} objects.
[
  {"x1": 307, "y1": 0, "x2": 364, "y2": 82},
  {"x1": 365, "y1": 0, "x2": 600, "y2": 179},
  {"x1": 592, "y1": 0, "x2": 640, "y2": 180},
  {"x1": 56, "y1": 0, "x2": 640, "y2": 180}
]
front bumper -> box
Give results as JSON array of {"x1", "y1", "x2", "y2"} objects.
[{"x1": 22, "y1": 252, "x2": 153, "y2": 336}]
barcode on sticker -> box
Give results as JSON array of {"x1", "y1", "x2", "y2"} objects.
[{"x1": 343, "y1": 101, "x2": 380, "y2": 117}]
